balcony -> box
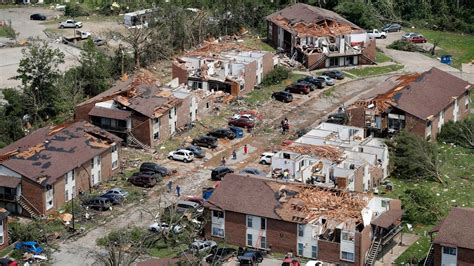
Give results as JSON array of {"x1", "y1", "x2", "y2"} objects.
[{"x1": 92, "y1": 122, "x2": 129, "y2": 133}]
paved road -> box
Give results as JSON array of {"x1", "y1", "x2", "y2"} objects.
[{"x1": 0, "y1": 7, "x2": 81, "y2": 90}]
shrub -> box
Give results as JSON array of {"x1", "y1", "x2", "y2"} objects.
[
  {"x1": 65, "y1": 3, "x2": 89, "y2": 17},
  {"x1": 438, "y1": 117, "x2": 474, "y2": 149},
  {"x1": 387, "y1": 40, "x2": 423, "y2": 52},
  {"x1": 261, "y1": 66, "x2": 290, "y2": 86}
]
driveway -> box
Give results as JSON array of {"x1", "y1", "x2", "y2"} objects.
[
  {"x1": 376, "y1": 31, "x2": 474, "y2": 83},
  {"x1": 0, "y1": 7, "x2": 80, "y2": 91}
]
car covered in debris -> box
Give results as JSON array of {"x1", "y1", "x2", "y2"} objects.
[
  {"x1": 326, "y1": 112, "x2": 348, "y2": 125},
  {"x1": 207, "y1": 128, "x2": 236, "y2": 139},
  {"x1": 128, "y1": 173, "x2": 157, "y2": 187},
  {"x1": 205, "y1": 247, "x2": 237, "y2": 264},
  {"x1": 239, "y1": 167, "x2": 266, "y2": 176},
  {"x1": 59, "y1": 19, "x2": 83, "y2": 28},
  {"x1": 99, "y1": 193, "x2": 124, "y2": 205},
  {"x1": 149, "y1": 222, "x2": 184, "y2": 234},
  {"x1": 176, "y1": 200, "x2": 204, "y2": 215},
  {"x1": 271, "y1": 91, "x2": 293, "y2": 103},
  {"x1": 14, "y1": 241, "x2": 43, "y2": 255},
  {"x1": 192, "y1": 135, "x2": 218, "y2": 149},
  {"x1": 189, "y1": 240, "x2": 217, "y2": 254},
  {"x1": 168, "y1": 149, "x2": 194, "y2": 163},
  {"x1": 139, "y1": 162, "x2": 170, "y2": 176}
]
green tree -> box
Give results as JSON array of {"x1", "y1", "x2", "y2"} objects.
[
  {"x1": 399, "y1": 187, "x2": 442, "y2": 224},
  {"x1": 54, "y1": 68, "x2": 86, "y2": 123},
  {"x1": 438, "y1": 117, "x2": 474, "y2": 149},
  {"x1": 14, "y1": 40, "x2": 65, "y2": 123},
  {"x1": 77, "y1": 39, "x2": 112, "y2": 96}
]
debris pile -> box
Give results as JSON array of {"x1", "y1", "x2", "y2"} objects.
[{"x1": 284, "y1": 144, "x2": 343, "y2": 162}]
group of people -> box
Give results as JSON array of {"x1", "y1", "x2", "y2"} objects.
[
  {"x1": 221, "y1": 144, "x2": 248, "y2": 165},
  {"x1": 281, "y1": 117, "x2": 289, "y2": 134}
]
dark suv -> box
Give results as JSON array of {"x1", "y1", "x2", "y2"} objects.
[
  {"x1": 139, "y1": 162, "x2": 169, "y2": 176},
  {"x1": 128, "y1": 173, "x2": 157, "y2": 187},
  {"x1": 207, "y1": 128, "x2": 236, "y2": 139},
  {"x1": 83, "y1": 197, "x2": 112, "y2": 211},
  {"x1": 192, "y1": 136, "x2": 218, "y2": 149},
  {"x1": 211, "y1": 166, "x2": 234, "y2": 180},
  {"x1": 237, "y1": 250, "x2": 264, "y2": 264},
  {"x1": 285, "y1": 83, "x2": 310, "y2": 94},
  {"x1": 322, "y1": 70, "x2": 345, "y2": 80},
  {"x1": 272, "y1": 91, "x2": 293, "y2": 103},
  {"x1": 297, "y1": 76, "x2": 324, "y2": 88}
]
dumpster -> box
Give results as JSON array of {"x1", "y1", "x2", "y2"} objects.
[
  {"x1": 229, "y1": 126, "x2": 244, "y2": 138},
  {"x1": 440, "y1": 55, "x2": 452, "y2": 65}
]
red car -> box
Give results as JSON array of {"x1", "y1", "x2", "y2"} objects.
[
  {"x1": 285, "y1": 83, "x2": 310, "y2": 94},
  {"x1": 282, "y1": 257, "x2": 300, "y2": 266},
  {"x1": 0, "y1": 258, "x2": 17, "y2": 266},
  {"x1": 228, "y1": 117, "x2": 255, "y2": 128},
  {"x1": 408, "y1": 35, "x2": 427, "y2": 43}
]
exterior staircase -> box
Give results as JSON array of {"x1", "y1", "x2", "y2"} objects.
[
  {"x1": 423, "y1": 244, "x2": 435, "y2": 266},
  {"x1": 127, "y1": 132, "x2": 152, "y2": 151},
  {"x1": 308, "y1": 54, "x2": 327, "y2": 70},
  {"x1": 365, "y1": 238, "x2": 382, "y2": 266},
  {"x1": 360, "y1": 53, "x2": 377, "y2": 65},
  {"x1": 17, "y1": 195, "x2": 43, "y2": 220}
]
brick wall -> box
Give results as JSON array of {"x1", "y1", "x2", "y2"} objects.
[
  {"x1": 458, "y1": 92, "x2": 471, "y2": 120},
  {"x1": 243, "y1": 61, "x2": 257, "y2": 94},
  {"x1": 172, "y1": 62, "x2": 188, "y2": 85},
  {"x1": 222, "y1": 211, "x2": 246, "y2": 247},
  {"x1": 131, "y1": 114, "x2": 152, "y2": 146},
  {"x1": 75, "y1": 162, "x2": 92, "y2": 194},
  {"x1": 156, "y1": 114, "x2": 170, "y2": 144},
  {"x1": 356, "y1": 226, "x2": 372, "y2": 266},
  {"x1": 360, "y1": 38, "x2": 376, "y2": 64},
  {"x1": 404, "y1": 113, "x2": 427, "y2": 139},
  {"x1": 370, "y1": 167, "x2": 383, "y2": 188},
  {"x1": 20, "y1": 178, "x2": 44, "y2": 216},
  {"x1": 262, "y1": 52, "x2": 274, "y2": 76},
  {"x1": 347, "y1": 107, "x2": 366, "y2": 128},
  {"x1": 100, "y1": 149, "x2": 113, "y2": 182},
  {"x1": 433, "y1": 244, "x2": 474, "y2": 266},
  {"x1": 318, "y1": 240, "x2": 347, "y2": 264},
  {"x1": 266, "y1": 218, "x2": 297, "y2": 253}
]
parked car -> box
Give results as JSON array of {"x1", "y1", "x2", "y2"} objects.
[
  {"x1": 322, "y1": 70, "x2": 345, "y2": 80},
  {"x1": 176, "y1": 200, "x2": 204, "y2": 215},
  {"x1": 282, "y1": 257, "x2": 301, "y2": 266},
  {"x1": 231, "y1": 114, "x2": 255, "y2": 121},
  {"x1": 316, "y1": 76, "x2": 335, "y2": 86},
  {"x1": 285, "y1": 83, "x2": 310, "y2": 95},
  {"x1": 297, "y1": 76, "x2": 324, "y2": 88},
  {"x1": 305, "y1": 261, "x2": 323, "y2": 266},
  {"x1": 148, "y1": 222, "x2": 184, "y2": 234},
  {"x1": 205, "y1": 247, "x2": 237, "y2": 264},
  {"x1": 132, "y1": 171, "x2": 163, "y2": 182},
  {"x1": 100, "y1": 193, "x2": 124, "y2": 205},
  {"x1": 367, "y1": 29, "x2": 387, "y2": 39},
  {"x1": 104, "y1": 188, "x2": 129, "y2": 198},
  {"x1": 192, "y1": 135, "x2": 218, "y2": 149},
  {"x1": 14, "y1": 241, "x2": 43, "y2": 255},
  {"x1": 211, "y1": 166, "x2": 234, "y2": 181},
  {"x1": 382, "y1": 23, "x2": 401, "y2": 32},
  {"x1": 237, "y1": 250, "x2": 264, "y2": 264},
  {"x1": 182, "y1": 145, "x2": 205, "y2": 158},
  {"x1": 0, "y1": 258, "x2": 17, "y2": 266},
  {"x1": 168, "y1": 149, "x2": 194, "y2": 163},
  {"x1": 326, "y1": 112, "x2": 348, "y2": 125},
  {"x1": 139, "y1": 162, "x2": 170, "y2": 176},
  {"x1": 239, "y1": 167, "x2": 265, "y2": 176},
  {"x1": 30, "y1": 13, "x2": 46, "y2": 20},
  {"x1": 189, "y1": 240, "x2": 217, "y2": 254},
  {"x1": 401, "y1": 32, "x2": 419, "y2": 40},
  {"x1": 128, "y1": 173, "x2": 157, "y2": 187},
  {"x1": 259, "y1": 152, "x2": 275, "y2": 165},
  {"x1": 207, "y1": 128, "x2": 236, "y2": 139},
  {"x1": 271, "y1": 91, "x2": 293, "y2": 103},
  {"x1": 228, "y1": 116, "x2": 256, "y2": 128},
  {"x1": 93, "y1": 37, "x2": 106, "y2": 46},
  {"x1": 185, "y1": 196, "x2": 205, "y2": 205},
  {"x1": 296, "y1": 81, "x2": 316, "y2": 91},
  {"x1": 83, "y1": 197, "x2": 113, "y2": 211},
  {"x1": 408, "y1": 35, "x2": 427, "y2": 43},
  {"x1": 59, "y1": 19, "x2": 82, "y2": 28}
]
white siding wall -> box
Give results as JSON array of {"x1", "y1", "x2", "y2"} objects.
[
  {"x1": 297, "y1": 224, "x2": 318, "y2": 258},
  {"x1": 441, "y1": 246, "x2": 457, "y2": 266},
  {"x1": 91, "y1": 156, "x2": 101, "y2": 185},
  {"x1": 64, "y1": 170, "x2": 75, "y2": 202},
  {"x1": 246, "y1": 215, "x2": 266, "y2": 249}
]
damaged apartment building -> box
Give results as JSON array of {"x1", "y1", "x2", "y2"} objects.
[
  {"x1": 0, "y1": 121, "x2": 121, "y2": 218},
  {"x1": 75, "y1": 74, "x2": 214, "y2": 148},
  {"x1": 205, "y1": 174, "x2": 403, "y2": 265},
  {"x1": 272, "y1": 123, "x2": 388, "y2": 193},
  {"x1": 172, "y1": 41, "x2": 274, "y2": 96},
  {"x1": 266, "y1": 3, "x2": 376, "y2": 69},
  {"x1": 347, "y1": 67, "x2": 472, "y2": 140}
]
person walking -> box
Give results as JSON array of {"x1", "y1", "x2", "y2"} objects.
[
  {"x1": 221, "y1": 156, "x2": 226, "y2": 166},
  {"x1": 243, "y1": 144, "x2": 248, "y2": 154},
  {"x1": 167, "y1": 180, "x2": 173, "y2": 193},
  {"x1": 232, "y1": 149, "x2": 237, "y2": 160},
  {"x1": 176, "y1": 185, "x2": 181, "y2": 197}
]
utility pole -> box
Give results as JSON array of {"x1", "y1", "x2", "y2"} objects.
[{"x1": 72, "y1": 191, "x2": 75, "y2": 231}]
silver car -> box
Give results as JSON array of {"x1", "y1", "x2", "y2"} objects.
[{"x1": 317, "y1": 75, "x2": 335, "y2": 86}]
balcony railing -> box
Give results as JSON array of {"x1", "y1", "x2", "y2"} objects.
[
  {"x1": 0, "y1": 193, "x2": 17, "y2": 202},
  {"x1": 92, "y1": 122, "x2": 129, "y2": 132}
]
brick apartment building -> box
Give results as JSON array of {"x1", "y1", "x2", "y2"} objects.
[
  {"x1": 426, "y1": 207, "x2": 474, "y2": 266},
  {"x1": 265, "y1": 3, "x2": 376, "y2": 69},
  {"x1": 75, "y1": 74, "x2": 202, "y2": 147},
  {"x1": 0, "y1": 121, "x2": 121, "y2": 218},
  {"x1": 204, "y1": 174, "x2": 403, "y2": 265},
  {"x1": 347, "y1": 67, "x2": 472, "y2": 140},
  {"x1": 172, "y1": 41, "x2": 274, "y2": 96}
]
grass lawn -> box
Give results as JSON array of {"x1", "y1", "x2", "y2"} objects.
[
  {"x1": 344, "y1": 64, "x2": 404, "y2": 77},
  {"x1": 383, "y1": 143, "x2": 474, "y2": 263},
  {"x1": 416, "y1": 29, "x2": 474, "y2": 69},
  {"x1": 148, "y1": 242, "x2": 187, "y2": 258},
  {"x1": 243, "y1": 38, "x2": 275, "y2": 52},
  {"x1": 0, "y1": 25, "x2": 15, "y2": 38},
  {"x1": 375, "y1": 51, "x2": 393, "y2": 63},
  {"x1": 243, "y1": 73, "x2": 305, "y2": 106}
]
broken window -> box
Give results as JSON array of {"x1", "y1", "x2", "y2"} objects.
[
  {"x1": 261, "y1": 218, "x2": 266, "y2": 230},
  {"x1": 341, "y1": 251, "x2": 354, "y2": 261},
  {"x1": 213, "y1": 210, "x2": 224, "y2": 218},
  {"x1": 298, "y1": 224, "x2": 304, "y2": 237},
  {"x1": 341, "y1": 232, "x2": 355, "y2": 242},
  {"x1": 153, "y1": 132, "x2": 159, "y2": 140}
]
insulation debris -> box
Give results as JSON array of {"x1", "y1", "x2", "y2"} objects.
[
  {"x1": 16, "y1": 143, "x2": 46, "y2": 159},
  {"x1": 284, "y1": 144, "x2": 343, "y2": 162}
]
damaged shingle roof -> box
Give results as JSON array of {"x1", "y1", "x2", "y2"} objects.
[
  {"x1": 433, "y1": 207, "x2": 474, "y2": 250},
  {"x1": 0, "y1": 121, "x2": 121, "y2": 186}
]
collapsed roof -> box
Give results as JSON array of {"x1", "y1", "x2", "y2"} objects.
[
  {"x1": 0, "y1": 121, "x2": 121, "y2": 186},
  {"x1": 266, "y1": 3, "x2": 363, "y2": 37}
]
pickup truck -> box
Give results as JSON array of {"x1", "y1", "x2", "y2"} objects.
[
  {"x1": 367, "y1": 29, "x2": 387, "y2": 39},
  {"x1": 59, "y1": 19, "x2": 82, "y2": 29}
]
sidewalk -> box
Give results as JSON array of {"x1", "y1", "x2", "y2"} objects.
[{"x1": 375, "y1": 233, "x2": 419, "y2": 266}]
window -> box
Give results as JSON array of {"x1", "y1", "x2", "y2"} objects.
[
  {"x1": 153, "y1": 118, "x2": 160, "y2": 125},
  {"x1": 329, "y1": 57, "x2": 338, "y2": 67},
  {"x1": 381, "y1": 200, "x2": 389, "y2": 208},
  {"x1": 297, "y1": 243, "x2": 304, "y2": 256},
  {"x1": 261, "y1": 218, "x2": 266, "y2": 230},
  {"x1": 298, "y1": 224, "x2": 304, "y2": 237},
  {"x1": 247, "y1": 216, "x2": 253, "y2": 228},
  {"x1": 260, "y1": 236, "x2": 266, "y2": 249},
  {"x1": 0, "y1": 219, "x2": 3, "y2": 245},
  {"x1": 311, "y1": 246, "x2": 317, "y2": 258},
  {"x1": 212, "y1": 210, "x2": 224, "y2": 218},
  {"x1": 442, "y1": 246, "x2": 457, "y2": 255},
  {"x1": 212, "y1": 227, "x2": 224, "y2": 237},
  {"x1": 91, "y1": 158, "x2": 94, "y2": 168},
  {"x1": 169, "y1": 110, "x2": 172, "y2": 119},
  {"x1": 65, "y1": 190, "x2": 69, "y2": 201},
  {"x1": 247, "y1": 234, "x2": 253, "y2": 246},
  {"x1": 342, "y1": 232, "x2": 355, "y2": 241},
  {"x1": 341, "y1": 251, "x2": 354, "y2": 261},
  {"x1": 153, "y1": 132, "x2": 159, "y2": 140}
]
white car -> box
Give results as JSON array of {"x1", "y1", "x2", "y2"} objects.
[
  {"x1": 402, "y1": 32, "x2": 419, "y2": 40},
  {"x1": 259, "y1": 152, "x2": 275, "y2": 165},
  {"x1": 59, "y1": 19, "x2": 82, "y2": 28},
  {"x1": 367, "y1": 29, "x2": 387, "y2": 39},
  {"x1": 318, "y1": 75, "x2": 335, "y2": 86},
  {"x1": 231, "y1": 114, "x2": 255, "y2": 121},
  {"x1": 168, "y1": 149, "x2": 194, "y2": 163},
  {"x1": 149, "y1": 222, "x2": 184, "y2": 234},
  {"x1": 189, "y1": 240, "x2": 217, "y2": 253},
  {"x1": 306, "y1": 261, "x2": 323, "y2": 266}
]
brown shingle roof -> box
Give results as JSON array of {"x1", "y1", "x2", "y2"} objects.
[
  {"x1": 371, "y1": 209, "x2": 403, "y2": 228},
  {"x1": 433, "y1": 207, "x2": 474, "y2": 249},
  {"x1": 88, "y1": 106, "x2": 132, "y2": 120},
  {"x1": 0, "y1": 175, "x2": 21, "y2": 188},
  {"x1": 394, "y1": 68, "x2": 471, "y2": 120},
  {"x1": 0, "y1": 121, "x2": 121, "y2": 186}
]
